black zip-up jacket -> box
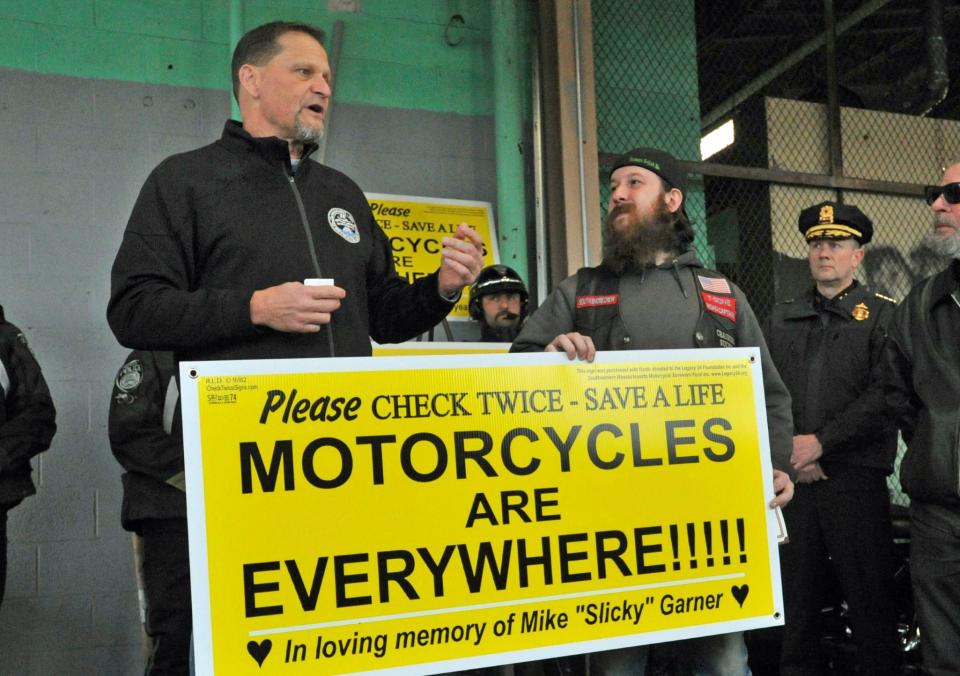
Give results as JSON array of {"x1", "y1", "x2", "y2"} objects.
[
  {"x1": 883, "y1": 260, "x2": 960, "y2": 505},
  {"x1": 765, "y1": 281, "x2": 897, "y2": 473},
  {"x1": 107, "y1": 121, "x2": 455, "y2": 362},
  {"x1": 108, "y1": 350, "x2": 185, "y2": 530},
  {"x1": 0, "y1": 306, "x2": 56, "y2": 507}
]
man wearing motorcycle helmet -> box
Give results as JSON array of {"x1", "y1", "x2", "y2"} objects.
[{"x1": 468, "y1": 265, "x2": 529, "y2": 342}]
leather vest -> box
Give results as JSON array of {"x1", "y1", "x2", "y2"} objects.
[{"x1": 573, "y1": 265, "x2": 738, "y2": 350}]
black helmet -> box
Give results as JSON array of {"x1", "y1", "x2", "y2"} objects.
[{"x1": 468, "y1": 265, "x2": 528, "y2": 321}]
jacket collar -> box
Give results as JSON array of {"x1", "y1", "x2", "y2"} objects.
[
  {"x1": 828, "y1": 280, "x2": 869, "y2": 319},
  {"x1": 660, "y1": 250, "x2": 704, "y2": 270},
  {"x1": 782, "y1": 280, "x2": 866, "y2": 320},
  {"x1": 926, "y1": 259, "x2": 960, "y2": 310},
  {"x1": 220, "y1": 120, "x2": 318, "y2": 170}
]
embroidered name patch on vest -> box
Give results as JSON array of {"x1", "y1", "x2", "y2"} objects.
[
  {"x1": 701, "y1": 291, "x2": 736, "y2": 322},
  {"x1": 576, "y1": 294, "x2": 619, "y2": 308}
]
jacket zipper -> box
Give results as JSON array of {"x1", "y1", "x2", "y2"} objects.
[
  {"x1": 287, "y1": 174, "x2": 325, "y2": 279},
  {"x1": 286, "y1": 171, "x2": 337, "y2": 356}
]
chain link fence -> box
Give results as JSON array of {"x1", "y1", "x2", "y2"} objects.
[{"x1": 591, "y1": 0, "x2": 960, "y2": 505}]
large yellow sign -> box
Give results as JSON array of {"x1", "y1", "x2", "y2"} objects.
[
  {"x1": 366, "y1": 193, "x2": 498, "y2": 320},
  {"x1": 371, "y1": 340, "x2": 511, "y2": 356},
  {"x1": 181, "y1": 349, "x2": 783, "y2": 675}
]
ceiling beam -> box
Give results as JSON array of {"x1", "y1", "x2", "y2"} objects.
[{"x1": 700, "y1": 0, "x2": 894, "y2": 130}]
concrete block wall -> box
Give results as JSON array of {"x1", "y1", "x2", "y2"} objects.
[
  {"x1": 0, "y1": 69, "x2": 499, "y2": 676},
  {"x1": 0, "y1": 67, "x2": 231, "y2": 674},
  {"x1": 0, "y1": 65, "x2": 495, "y2": 673},
  {"x1": 0, "y1": 2, "x2": 502, "y2": 671}
]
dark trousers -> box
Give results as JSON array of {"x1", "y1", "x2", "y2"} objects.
[
  {"x1": 909, "y1": 501, "x2": 960, "y2": 676},
  {"x1": 0, "y1": 508, "x2": 7, "y2": 607},
  {"x1": 140, "y1": 518, "x2": 192, "y2": 676},
  {"x1": 779, "y1": 467, "x2": 900, "y2": 676}
]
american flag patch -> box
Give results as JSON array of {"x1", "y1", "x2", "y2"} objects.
[
  {"x1": 698, "y1": 275, "x2": 731, "y2": 294},
  {"x1": 576, "y1": 294, "x2": 619, "y2": 308}
]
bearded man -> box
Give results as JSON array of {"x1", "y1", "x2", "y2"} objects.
[
  {"x1": 511, "y1": 147, "x2": 794, "y2": 675},
  {"x1": 882, "y1": 161, "x2": 960, "y2": 676},
  {"x1": 468, "y1": 265, "x2": 530, "y2": 342}
]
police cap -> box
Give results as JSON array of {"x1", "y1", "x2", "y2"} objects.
[{"x1": 798, "y1": 201, "x2": 873, "y2": 245}]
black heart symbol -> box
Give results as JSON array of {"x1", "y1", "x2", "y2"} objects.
[
  {"x1": 248, "y1": 639, "x2": 273, "y2": 668},
  {"x1": 731, "y1": 584, "x2": 749, "y2": 607}
]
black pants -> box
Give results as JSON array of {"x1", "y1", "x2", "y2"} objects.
[
  {"x1": 0, "y1": 508, "x2": 7, "y2": 607},
  {"x1": 140, "y1": 518, "x2": 192, "y2": 676},
  {"x1": 779, "y1": 467, "x2": 900, "y2": 675},
  {"x1": 910, "y1": 501, "x2": 960, "y2": 676}
]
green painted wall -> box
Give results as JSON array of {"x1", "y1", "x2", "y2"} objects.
[
  {"x1": 0, "y1": 0, "x2": 494, "y2": 114},
  {"x1": 592, "y1": 0, "x2": 711, "y2": 263}
]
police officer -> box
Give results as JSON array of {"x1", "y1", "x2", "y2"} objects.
[
  {"x1": 0, "y1": 305, "x2": 56, "y2": 607},
  {"x1": 108, "y1": 350, "x2": 188, "y2": 675},
  {"x1": 468, "y1": 265, "x2": 529, "y2": 342},
  {"x1": 765, "y1": 202, "x2": 900, "y2": 675}
]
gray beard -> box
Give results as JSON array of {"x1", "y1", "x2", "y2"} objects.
[
  {"x1": 294, "y1": 116, "x2": 325, "y2": 145},
  {"x1": 923, "y1": 229, "x2": 960, "y2": 259}
]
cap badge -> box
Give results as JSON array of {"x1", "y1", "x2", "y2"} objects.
[
  {"x1": 851, "y1": 302, "x2": 869, "y2": 321},
  {"x1": 818, "y1": 205, "x2": 834, "y2": 224}
]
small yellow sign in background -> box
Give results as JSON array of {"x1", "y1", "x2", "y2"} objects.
[
  {"x1": 366, "y1": 193, "x2": 498, "y2": 320},
  {"x1": 181, "y1": 349, "x2": 783, "y2": 675}
]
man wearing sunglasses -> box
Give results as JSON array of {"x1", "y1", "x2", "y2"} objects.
[{"x1": 883, "y1": 163, "x2": 960, "y2": 675}]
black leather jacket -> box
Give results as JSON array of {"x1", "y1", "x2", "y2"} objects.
[
  {"x1": 0, "y1": 306, "x2": 56, "y2": 507},
  {"x1": 108, "y1": 350, "x2": 186, "y2": 530},
  {"x1": 883, "y1": 260, "x2": 960, "y2": 505}
]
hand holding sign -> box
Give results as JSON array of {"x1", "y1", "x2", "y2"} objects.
[
  {"x1": 184, "y1": 351, "x2": 785, "y2": 674},
  {"x1": 769, "y1": 469, "x2": 794, "y2": 508},
  {"x1": 545, "y1": 332, "x2": 597, "y2": 362}
]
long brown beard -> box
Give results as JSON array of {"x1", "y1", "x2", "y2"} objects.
[{"x1": 602, "y1": 200, "x2": 677, "y2": 274}]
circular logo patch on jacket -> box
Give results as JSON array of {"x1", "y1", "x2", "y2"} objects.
[
  {"x1": 328, "y1": 208, "x2": 360, "y2": 244},
  {"x1": 115, "y1": 359, "x2": 143, "y2": 404}
]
